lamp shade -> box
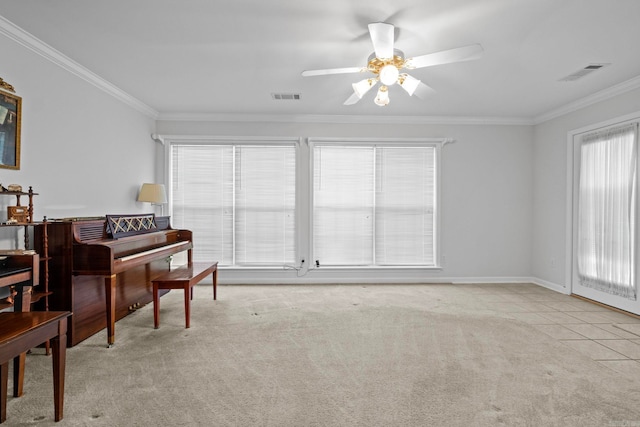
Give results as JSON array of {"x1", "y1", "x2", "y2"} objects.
[
  {"x1": 374, "y1": 85, "x2": 390, "y2": 106},
  {"x1": 352, "y1": 78, "x2": 376, "y2": 98},
  {"x1": 137, "y1": 183, "x2": 167, "y2": 204}
]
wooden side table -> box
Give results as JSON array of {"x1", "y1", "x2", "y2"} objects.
[{"x1": 0, "y1": 311, "x2": 71, "y2": 423}]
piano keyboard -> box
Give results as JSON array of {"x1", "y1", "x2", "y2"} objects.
[{"x1": 118, "y1": 241, "x2": 189, "y2": 262}]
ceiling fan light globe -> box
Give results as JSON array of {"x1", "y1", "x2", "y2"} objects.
[
  {"x1": 399, "y1": 74, "x2": 421, "y2": 96},
  {"x1": 352, "y1": 78, "x2": 375, "y2": 98},
  {"x1": 374, "y1": 85, "x2": 390, "y2": 106},
  {"x1": 379, "y1": 64, "x2": 399, "y2": 86}
]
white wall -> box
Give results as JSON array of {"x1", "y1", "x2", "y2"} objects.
[
  {"x1": 532, "y1": 87, "x2": 640, "y2": 290},
  {"x1": 0, "y1": 32, "x2": 157, "y2": 248},
  {"x1": 157, "y1": 119, "x2": 534, "y2": 283}
]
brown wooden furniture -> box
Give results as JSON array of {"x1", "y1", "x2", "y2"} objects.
[
  {"x1": 0, "y1": 255, "x2": 39, "y2": 310},
  {"x1": 46, "y1": 217, "x2": 193, "y2": 347},
  {"x1": 0, "y1": 187, "x2": 51, "y2": 316},
  {"x1": 0, "y1": 188, "x2": 53, "y2": 394},
  {"x1": 0, "y1": 254, "x2": 39, "y2": 399},
  {"x1": 152, "y1": 262, "x2": 218, "y2": 329},
  {"x1": 0, "y1": 186, "x2": 38, "y2": 245},
  {"x1": 0, "y1": 311, "x2": 70, "y2": 423}
]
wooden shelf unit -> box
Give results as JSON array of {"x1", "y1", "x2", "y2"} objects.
[{"x1": 0, "y1": 187, "x2": 50, "y2": 314}]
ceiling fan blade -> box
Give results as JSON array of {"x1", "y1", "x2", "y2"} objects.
[
  {"x1": 343, "y1": 92, "x2": 362, "y2": 105},
  {"x1": 405, "y1": 44, "x2": 484, "y2": 69},
  {"x1": 368, "y1": 22, "x2": 394, "y2": 59},
  {"x1": 302, "y1": 67, "x2": 365, "y2": 77},
  {"x1": 413, "y1": 81, "x2": 436, "y2": 100}
]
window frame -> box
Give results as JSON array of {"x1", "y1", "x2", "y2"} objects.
[
  {"x1": 307, "y1": 137, "x2": 448, "y2": 269},
  {"x1": 165, "y1": 135, "x2": 302, "y2": 268}
]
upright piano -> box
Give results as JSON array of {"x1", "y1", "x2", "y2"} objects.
[{"x1": 43, "y1": 216, "x2": 192, "y2": 347}]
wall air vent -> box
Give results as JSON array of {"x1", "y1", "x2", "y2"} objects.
[
  {"x1": 559, "y1": 63, "x2": 610, "y2": 82},
  {"x1": 271, "y1": 93, "x2": 301, "y2": 100}
]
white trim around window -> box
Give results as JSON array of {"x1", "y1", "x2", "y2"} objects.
[{"x1": 307, "y1": 137, "x2": 449, "y2": 269}]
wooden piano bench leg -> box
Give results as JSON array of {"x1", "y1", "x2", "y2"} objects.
[
  {"x1": 153, "y1": 283, "x2": 160, "y2": 329},
  {"x1": 183, "y1": 284, "x2": 191, "y2": 329},
  {"x1": 212, "y1": 266, "x2": 217, "y2": 301}
]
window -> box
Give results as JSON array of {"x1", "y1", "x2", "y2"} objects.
[
  {"x1": 170, "y1": 140, "x2": 297, "y2": 266},
  {"x1": 577, "y1": 123, "x2": 638, "y2": 299},
  {"x1": 311, "y1": 139, "x2": 441, "y2": 267}
]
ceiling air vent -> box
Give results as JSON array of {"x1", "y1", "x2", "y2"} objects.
[
  {"x1": 559, "y1": 63, "x2": 610, "y2": 82},
  {"x1": 271, "y1": 93, "x2": 301, "y2": 100}
]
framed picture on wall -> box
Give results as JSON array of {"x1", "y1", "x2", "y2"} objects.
[{"x1": 0, "y1": 87, "x2": 21, "y2": 170}]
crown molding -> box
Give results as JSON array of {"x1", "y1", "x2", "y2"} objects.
[
  {"x1": 0, "y1": 15, "x2": 158, "y2": 119},
  {"x1": 4, "y1": 15, "x2": 639, "y2": 127},
  {"x1": 534, "y1": 75, "x2": 640, "y2": 124},
  {"x1": 156, "y1": 112, "x2": 534, "y2": 126}
]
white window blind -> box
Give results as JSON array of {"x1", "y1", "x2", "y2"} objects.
[
  {"x1": 313, "y1": 146, "x2": 375, "y2": 265},
  {"x1": 312, "y1": 142, "x2": 439, "y2": 267},
  {"x1": 171, "y1": 142, "x2": 296, "y2": 266}
]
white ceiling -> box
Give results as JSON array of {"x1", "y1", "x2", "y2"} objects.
[{"x1": 1, "y1": 0, "x2": 640, "y2": 122}]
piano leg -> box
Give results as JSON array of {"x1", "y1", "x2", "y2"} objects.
[{"x1": 104, "y1": 275, "x2": 117, "y2": 348}]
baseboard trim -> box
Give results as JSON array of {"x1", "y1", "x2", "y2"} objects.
[
  {"x1": 449, "y1": 276, "x2": 533, "y2": 285},
  {"x1": 530, "y1": 277, "x2": 569, "y2": 294},
  {"x1": 218, "y1": 274, "x2": 565, "y2": 288}
]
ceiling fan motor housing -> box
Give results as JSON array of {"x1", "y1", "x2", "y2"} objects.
[{"x1": 367, "y1": 49, "x2": 406, "y2": 81}]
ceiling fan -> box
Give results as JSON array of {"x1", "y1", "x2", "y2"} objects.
[{"x1": 301, "y1": 22, "x2": 484, "y2": 107}]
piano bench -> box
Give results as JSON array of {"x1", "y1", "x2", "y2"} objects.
[
  {"x1": 0, "y1": 311, "x2": 71, "y2": 424},
  {"x1": 152, "y1": 262, "x2": 218, "y2": 329}
]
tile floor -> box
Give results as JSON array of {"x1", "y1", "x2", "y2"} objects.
[{"x1": 457, "y1": 283, "x2": 640, "y2": 374}]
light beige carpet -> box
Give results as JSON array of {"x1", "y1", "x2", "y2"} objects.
[{"x1": 6, "y1": 284, "x2": 640, "y2": 426}]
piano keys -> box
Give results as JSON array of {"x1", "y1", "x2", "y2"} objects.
[{"x1": 42, "y1": 217, "x2": 192, "y2": 347}]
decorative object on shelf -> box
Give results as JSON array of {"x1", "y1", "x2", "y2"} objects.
[
  {"x1": 1, "y1": 186, "x2": 37, "y2": 225},
  {"x1": 7, "y1": 205, "x2": 28, "y2": 223},
  {"x1": 0, "y1": 78, "x2": 21, "y2": 170},
  {"x1": 7, "y1": 184, "x2": 22, "y2": 192},
  {"x1": 137, "y1": 183, "x2": 167, "y2": 215}
]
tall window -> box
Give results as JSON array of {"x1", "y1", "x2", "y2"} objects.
[
  {"x1": 577, "y1": 123, "x2": 638, "y2": 299},
  {"x1": 170, "y1": 141, "x2": 297, "y2": 266},
  {"x1": 312, "y1": 140, "x2": 440, "y2": 267}
]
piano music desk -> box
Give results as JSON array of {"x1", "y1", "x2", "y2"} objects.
[
  {"x1": 0, "y1": 311, "x2": 71, "y2": 424},
  {"x1": 152, "y1": 262, "x2": 218, "y2": 329}
]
